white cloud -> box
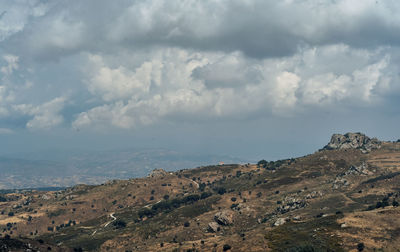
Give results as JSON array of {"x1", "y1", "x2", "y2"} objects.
[
  {"x1": 85, "y1": 54, "x2": 158, "y2": 102},
  {"x1": 72, "y1": 45, "x2": 394, "y2": 130},
  {"x1": 271, "y1": 71, "x2": 300, "y2": 111},
  {"x1": 14, "y1": 97, "x2": 66, "y2": 130}
]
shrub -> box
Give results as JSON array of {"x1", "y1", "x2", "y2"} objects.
[
  {"x1": 200, "y1": 192, "x2": 212, "y2": 199},
  {"x1": 183, "y1": 221, "x2": 190, "y2": 227},
  {"x1": 216, "y1": 187, "x2": 226, "y2": 195},
  {"x1": 257, "y1": 160, "x2": 268, "y2": 168},
  {"x1": 230, "y1": 203, "x2": 239, "y2": 210},
  {"x1": 113, "y1": 220, "x2": 126, "y2": 229},
  {"x1": 231, "y1": 197, "x2": 237, "y2": 202},
  {"x1": 357, "y1": 243, "x2": 365, "y2": 251},
  {"x1": 8, "y1": 212, "x2": 14, "y2": 217},
  {"x1": 199, "y1": 183, "x2": 206, "y2": 191},
  {"x1": 163, "y1": 195, "x2": 170, "y2": 200},
  {"x1": 223, "y1": 244, "x2": 232, "y2": 251}
]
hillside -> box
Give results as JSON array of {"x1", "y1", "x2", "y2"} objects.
[{"x1": 1, "y1": 133, "x2": 400, "y2": 251}]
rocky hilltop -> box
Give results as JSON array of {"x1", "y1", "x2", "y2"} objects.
[{"x1": 323, "y1": 132, "x2": 382, "y2": 152}]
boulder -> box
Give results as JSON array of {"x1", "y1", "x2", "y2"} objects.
[
  {"x1": 207, "y1": 222, "x2": 220, "y2": 232},
  {"x1": 344, "y1": 163, "x2": 371, "y2": 176},
  {"x1": 274, "y1": 217, "x2": 287, "y2": 226},
  {"x1": 214, "y1": 210, "x2": 234, "y2": 226}
]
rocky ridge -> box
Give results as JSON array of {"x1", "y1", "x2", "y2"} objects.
[{"x1": 323, "y1": 132, "x2": 382, "y2": 153}]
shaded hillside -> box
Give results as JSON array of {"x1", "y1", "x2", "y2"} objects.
[{"x1": 1, "y1": 133, "x2": 399, "y2": 251}]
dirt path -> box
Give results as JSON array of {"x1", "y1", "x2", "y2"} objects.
[
  {"x1": 104, "y1": 213, "x2": 116, "y2": 227},
  {"x1": 92, "y1": 212, "x2": 117, "y2": 236},
  {"x1": 144, "y1": 199, "x2": 162, "y2": 208},
  {"x1": 182, "y1": 177, "x2": 199, "y2": 188}
]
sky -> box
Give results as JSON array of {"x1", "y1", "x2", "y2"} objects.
[{"x1": 0, "y1": 0, "x2": 400, "y2": 161}]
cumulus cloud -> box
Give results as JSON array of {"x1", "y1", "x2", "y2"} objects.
[
  {"x1": 14, "y1": 97, "x2": 66, "y2": 130},
  {"x1": 71, "y1": 45, "x2": 394, "y2": 130},
  {"x1": 0, "y1": 0, "x2": 398, "y2": 132}
]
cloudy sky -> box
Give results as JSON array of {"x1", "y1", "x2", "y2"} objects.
[{"x1": 0, "y1": 0, "x2": 400, "y2": 160}]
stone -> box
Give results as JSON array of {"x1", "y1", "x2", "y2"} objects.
[
  {"x1": 214, "y1": 210, "x2": 234, "y2": 226},
  {"x1": 323, "y1": 133, "x2": 381, "y2": 152},
  {"x1": 41, "y1": 194, "x2": 51, "y2": 200},
  {"x1": 343, "y1": 163, "x2": 371, "y2": 176},
  {"x1": 207, "y1": 222, "x2": 220, "y2": 233},
  {"x1": 148, "y1": 169, "x2": 168, "y2": 178},
  {"x1": 274, "y1": 217, "x2": 287, "y2": 226},
  {"x1": 277, "y1": 196, "x2": 307, "y2": 214}
]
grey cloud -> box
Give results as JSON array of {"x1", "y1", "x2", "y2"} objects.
[{"x1": 4, "y1": 0, "x2": 400, "y2": 61}]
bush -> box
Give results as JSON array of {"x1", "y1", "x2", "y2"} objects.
[
  {"x1": 215, "y1": 187, "x2": 226, "y2": 195},
  {"x1": 8, "y1": 212, "x2": 14, "y2": 217},
  {"x1": 257, "y1": 160, "x2": 268, "y2": 168},
  {"x1": 163, "y1": 195, "x2": 170, "y2": 200},
  {"x1": 223, "y1": 244, "x2": 232, "y2": 251},
  {"x1": 200, "y1": 192, "x2": 212, "y2": 199},
  {"x1": 183, "y1": 221, "x2": 190, "y2": 227},
  {"x1": 199, "y1": 183, "x2": 206, "y2": 191},
  {"x1": 357, "y1": 243, "x2": 365, "y2": 251},
  {"x1": 113, "y1": 220, "x2": 126, "y2": 229}
]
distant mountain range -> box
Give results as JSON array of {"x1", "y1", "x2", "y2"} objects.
[{"x1": 0, "y1": 149, "x2": 249, "y2": 189}]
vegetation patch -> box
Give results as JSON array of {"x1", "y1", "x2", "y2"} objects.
[
  {"x1": 47, "y1": 209, "x2": 66, "y2": 218},
  {"x1": 265, "y1": 215, "x2": 344, "y2": 252},
  {"x1": 138, "y1": 192, "x2": 213, "y2": 218},
  {"x1": 362, "y1": 172, "x2": 400, "y2": 184}
]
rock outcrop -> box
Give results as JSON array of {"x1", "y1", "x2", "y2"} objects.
[
  {"x1": 274, "y1": 217, "x2": 287, "y2": 226},
  {"x1": 214, "y1": 210, "x2": 234, "y2": 226},
  {"x1": 323, "y1": 132, "x2": 381, "y2": 152},
  {"x1": 148, "y1": 168, "x2": 168, "y2": 178},
  {"x1": 207, "y1": 222, "x2": 220, "y2": 233}
]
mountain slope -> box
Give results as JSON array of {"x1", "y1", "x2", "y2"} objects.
[{"x1": 0, "y1": 133, "x2": 399, "y2": 251}]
